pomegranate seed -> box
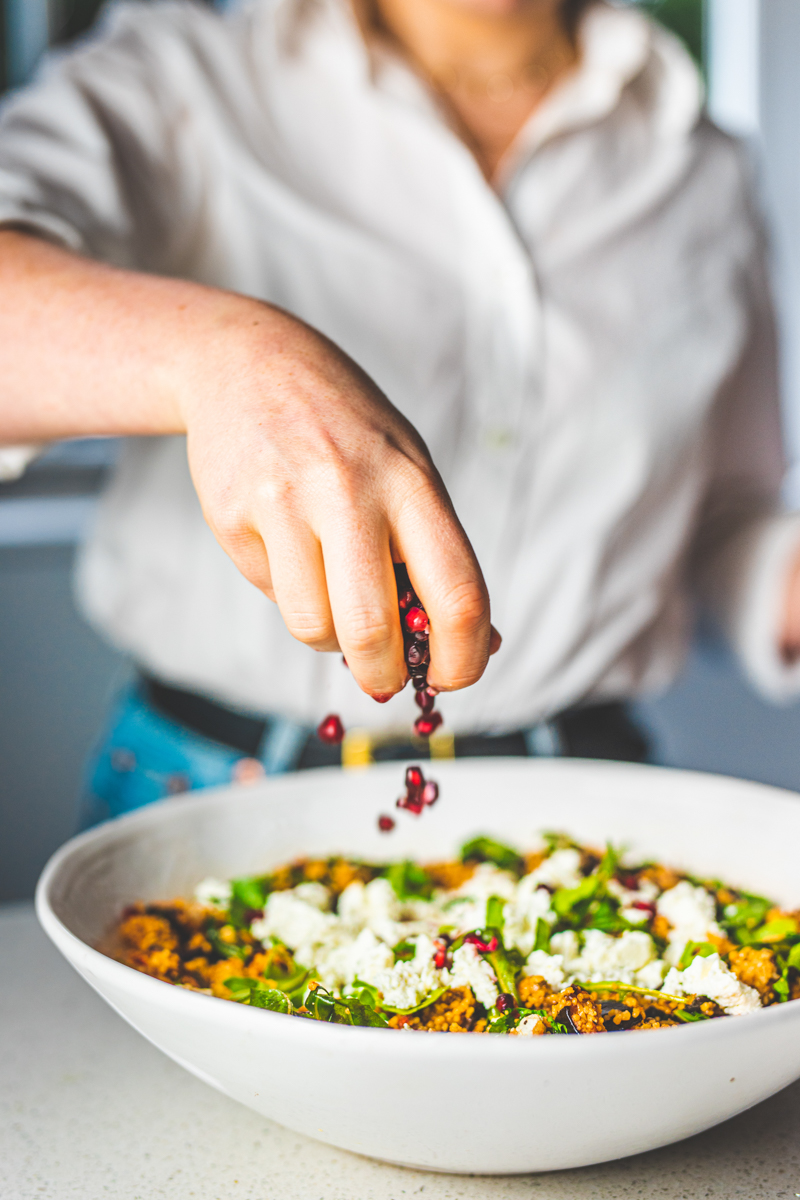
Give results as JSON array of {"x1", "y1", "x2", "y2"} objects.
[
  {"x1": 414, "y1": 690, "x2": 435, "y2": 712},
  {"x1": 378, "y1": 815, "x2": 395, "y2": 832},
  {"x1": 405, "y1": 607, "x2": 429, "y2": 633},
  {"x1": 631, "y1": 900, "x2": 656, "y2": 915},
  {"x1": 405, "y1": 766, "x2": 424, "y2": 790},
  {"x1": 496, "y1": 993, "x2": 515, "y2": 1012},
  {"x1": 406, "y1": 642, "x2": 430, "y2": 667},
  {"x1": 463, "y1": 933, "x2": 499, "y2": 953},
  {"x1": 421, "y1": 780, "x2": 439, "y2": 806},
  {"x1": 316, "y1": 714, "x2": 345, "y2": 744},
  {"x1": 433, "y1": 938, "x2": 449, "y2": 969},
  {"x1": 371, "y1": 692, "x2": 393, "y2": 704},
  {"x1": 414, "y1": 712, "x2": 443, "y2": 738},
  {"x1": 412, "y1": 675, "x2": 430, "y2": 691},
  {"x1": 397, "y1": 589, "x2": 416, "y2": 611}
]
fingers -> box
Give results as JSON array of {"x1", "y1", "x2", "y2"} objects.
[
  {"x1": 260, "y1": 515, "x2": 340, "y2": 652},
  {"x1": 393, "y1": 483, "x2": 492, "y2": 692},
  {"x1": 320, "y1": 509, "x2": 407, "y2": 697}
]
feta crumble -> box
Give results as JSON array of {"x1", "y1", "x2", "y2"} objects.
[
  {"x1": 193, "y1": 877, "x2": 232, "y2": 909},
  {"x1": 663, "y1": 953, "x2": 761, "y2": 1016},
  {"x1": 656, "y1": 881, "x2": 723, "y2": 965}
]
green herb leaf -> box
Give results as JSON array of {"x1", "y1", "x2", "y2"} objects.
[
  {"x1": 552, "y1": 875, "x2": 599, "y2": 921},
  {"x1": 749, "y1": 918, "x2": 799, "y2": 944},
  {"x1": 225, "y1": 977, "x2": 293, "y2": 1014},
  {"x1": 391, "y1": 939, "x2": 417, "y2": 962},
  {"x1": 486, "y1": 895, "x2": 506, "y2": 936},
  {"x1": 386, "y1": 860, "x2": 433, "y2": 901},
  {"x1": 459, "y1": 836, "x2": 524, "y2": 875},
  {"x1": 787, "y1": 944, "x2": 800, "y2": 971},
  {"x1": 533, "y1": 917, "x2": 551, "y2": 953},
  {"x1": 677, "y1": 941, "x2": 718, "y2": 971},
  {"x1": 206, "y1": 926, "x2": 245, "y2": 960}
]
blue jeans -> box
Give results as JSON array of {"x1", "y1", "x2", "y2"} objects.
[{"x1": 81, "y1": 683, "x2": 309, "y2": 827}]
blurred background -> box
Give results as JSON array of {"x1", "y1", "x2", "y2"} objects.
[{"x1": 2, "y1": 0, "x2": 800, "y2": 902}]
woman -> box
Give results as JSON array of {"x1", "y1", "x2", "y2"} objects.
[{"x1": 0, "y1": 0, "x2": 798, "y2": 817}]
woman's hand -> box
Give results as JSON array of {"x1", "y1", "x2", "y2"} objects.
[
  {"x1": 0, "y1": 231, "x2": 496, "y2": 699},
  {"x1": 180, "y1": 304, "x2": 494, "y2": 699}
]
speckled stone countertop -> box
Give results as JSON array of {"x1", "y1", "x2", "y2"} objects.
[{"x1": 2, "y1": 903, "x2": 800, "y2": 1200}]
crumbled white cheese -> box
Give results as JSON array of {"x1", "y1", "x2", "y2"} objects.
[
  {"x1": 363, "y1": 934, "x2": 443, "y2": 1010},
  {"x1": 635, "y1": 958, "x2": 667, "y2": 990},
  {"x1": 193, "y1": 877, "x2": 232, "y2": 909},
  {"x1": 502, "y1": 879, "x2": 556, "y2": 957},
  {"x1": 292, "y1": 882, "x2": 331, "y2": 911},
  {"x1": 514, "y1": 1014, "x2": 546, "y2": 1036},
  {"x1": 524, "y1": 949, "x2": 566, "y2": 987},
  {"x1": 656, "y1": 881, "x2": 722, "y2": 965},
  {"x1": 663, "y1": 953, "x2": 761, "y2": 1016},
  {"x1": 456, "y1": 863, "x2": 518, "y2": 902},
  {"x1": 252, "y1": 889, "x2": 333, "y2": 950},
  {"x1": 448, "y1": 942, "x2": 499, "y2": 1008},
  {"x1": 568, "y1": 929, "x2": 657, "y2": 985},
  {"x1": 445, "y1": 863, "x2": 518, "y2": 932},
  {"x1": 549, "y1": 929, "x2": 581, "y2": 967},
  {"x1": 527, "y1": 848, "x2": 583, "y2": 891}
]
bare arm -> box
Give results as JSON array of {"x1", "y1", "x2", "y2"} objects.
[{"x1": 0, "y1": 229, "x2": 495, "y2": 697}]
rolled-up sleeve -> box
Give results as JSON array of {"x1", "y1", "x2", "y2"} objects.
[
  {"x1": 690, "y1": 209, "x2": 800, "y2": 701},
  {"x1": 0, "y1": 2, "x2": 204, "y2": 476},
  {"x1": 0, "y1": 2, "x2": 201, "y2": 267}
]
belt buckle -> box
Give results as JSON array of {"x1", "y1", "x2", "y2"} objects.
[{"x1": 341, "y1": 727, "x2": 456, "y2": 769}]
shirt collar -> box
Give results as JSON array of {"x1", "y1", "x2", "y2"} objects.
[{"x1": 259, "y1": 0, "x2": 703, "y2": 171}]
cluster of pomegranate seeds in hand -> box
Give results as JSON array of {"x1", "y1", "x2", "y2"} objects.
[
  {"x1": 395, "y1": 564, "x2": 444, "y2": 739},
  {"x1": 319, "y1": 564, "x2": 445, "y2": 832}
]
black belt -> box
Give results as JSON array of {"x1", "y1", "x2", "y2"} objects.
[{"x1": 139, "y1": 672, "x2": 649, "y2": 768}]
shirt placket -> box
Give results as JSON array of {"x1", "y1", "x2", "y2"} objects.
[{"x1": 449, "y1": 155, "x2": 546, "y2": 596}]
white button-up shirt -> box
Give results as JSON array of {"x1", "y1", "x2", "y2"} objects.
[{"x1": 1, "y1": 0, "x2": 799, "y2": 732}]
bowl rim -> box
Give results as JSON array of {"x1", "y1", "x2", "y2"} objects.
[{"x1": 35, "y1": 757, "x2": 800, "y2": 1058}]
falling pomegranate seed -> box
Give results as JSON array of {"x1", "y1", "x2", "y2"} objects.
[
  {"x1": 405, "y1": 607, "x2": 429, "y2": 633},
  {"x1": 377, "y1": 814, "x2": 395, "y2": 832},
  {"x1": 421, "y1": 780, "x2": 439, "y2": 806},
  {"x1": 405, "y1": 765, "x2": 424, "y2": 791},
  {"x1": 414, "y1": 689, "x2": 435, "y2": 713},
  {"x1": 495, "y1": 993, "x2": 516, "y2": 1012},
  {"x1": 414, "y1": 711, "x2": 443, "y2": 738},
  {"x1": 316, "y1": 714, "x2": 345, "y2": 745}
]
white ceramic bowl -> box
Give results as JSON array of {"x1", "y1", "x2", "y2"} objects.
[{"x1": 36, "y1": 757, "x2": 800, "y2": 1174}]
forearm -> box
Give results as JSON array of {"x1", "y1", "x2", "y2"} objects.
[{"x1": 0, "y1": 228, "x2": 265, "y2": 442}]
